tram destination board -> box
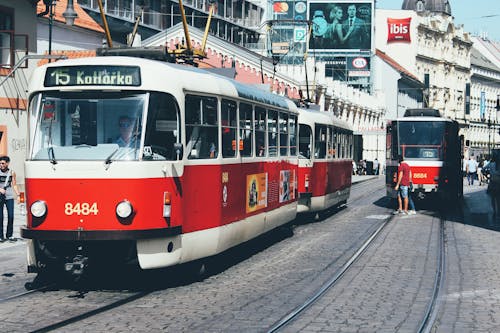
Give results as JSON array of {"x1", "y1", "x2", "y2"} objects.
[{"x1": 44, "y1": 65, "x2": 141, "y2": 87}]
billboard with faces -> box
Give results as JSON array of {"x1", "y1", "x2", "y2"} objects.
[{"x1": 308, "y1": 1, "x2": 373, "y2": 52}]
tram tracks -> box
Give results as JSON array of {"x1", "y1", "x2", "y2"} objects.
[
  {"x1": 267, "y1": 215, "x2": 391, "y2": 332},
  {"x1": 418, "y1": 218, "x2": 446, "y2": 333},
  {"x1": 29, "y1": 291, "x2": 151, "y2": 333},
  {"x1": 267, "y1": 183, "x2": 449, "y2": 332}
]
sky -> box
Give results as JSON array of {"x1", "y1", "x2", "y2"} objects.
[{"x1": 376, "y1": 0, "x2": 500, "y2": 41}]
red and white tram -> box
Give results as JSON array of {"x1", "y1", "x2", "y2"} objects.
[
  {"x1": 297, "y1": 108, "x2": 353, "y2": 214},
  {"x1": 21, "y1": 55, "x2": 303, "y2": 275},
  {"x1": 385, "y1": 108, "x2": 463, "y2": 201}
]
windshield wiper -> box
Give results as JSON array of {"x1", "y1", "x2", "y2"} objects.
[
  {"x1": 48, "y1": 147, "x2": 57, "y2": 165},
  {"x1": 104, "y1": 148, "x2": 119, "y2": 166}
]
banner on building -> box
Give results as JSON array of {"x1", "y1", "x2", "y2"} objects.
[
  {"x1": 480, "y1": 91, "x2": 486, "y2": 120},
  {"x1": 386, "y1": 17, "x2": 412, "y2": 43}
]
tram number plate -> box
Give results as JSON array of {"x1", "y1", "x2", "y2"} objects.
[{"x1": 65, "y1": 202, "x2": 99, "y2": 215}]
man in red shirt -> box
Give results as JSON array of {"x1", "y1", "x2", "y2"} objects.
[{"x1": 394, "y1": 155, "x2": 412, "y2": 215}]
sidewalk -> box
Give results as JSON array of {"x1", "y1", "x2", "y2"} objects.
[{"x1": 462, "y1": 182, "x2": 499, "y2": 228}]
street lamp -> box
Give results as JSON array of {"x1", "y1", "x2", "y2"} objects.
[
  {"x1": 38, "y1": 0, "x2": 78, "y2": 62},
  {"x1": 37, "y1": 0, "x2": 57, "y2": 56},
  {"x1": 63, "y1": 0, "x2": 78, "y2": 26}
]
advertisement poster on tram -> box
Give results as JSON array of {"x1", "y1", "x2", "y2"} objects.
[
  {"x1": 279, "y1": 170, "x2": 296, "y2": 203},
  {"x1": 246, "y1": 173, "x2": 268, "y2": 213}
]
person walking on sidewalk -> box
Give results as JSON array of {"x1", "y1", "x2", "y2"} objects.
[
  {"x1": 466, "y1": 156, "x2": 478, "y2": 186},
  {"x1": 393, "y1": 155, "x2": 416, "y2": 215},
  {"x1": 0, "y1": 155, "x2": 21, "y2": 242}
]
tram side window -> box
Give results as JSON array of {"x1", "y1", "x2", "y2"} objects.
[
  {"x1": 337, "y1": 133, "x2": 342, "y2": 158},
  {"x1": 341, "y1": 133, "x2": 347, "y2": 158},
  {"x1": 239, "y1": 103, "x2": 253, "y2": 157},
  {"x1": 299, "y1": 124, "x2": 312, "y2": 159},
  {"x1": 289, "y1": 115, "x2": 297, "y2": 156},
  {"x1": 328, "y1": 126, "x2": 335, "y2": 158},
  {"x1": 348, "y1": 133, "x2": 353, "y2": 158},
  {"x1": 143, "y1": 92, "x2": 180, "y2": 160},
  {"x1": 279, "y1": 112, "x2": 289, "y2": 156},
  {"x1": 186, "y1": 95, "x2": 218, "y2": 159},
  {"x1": 268, "y1": 110, "x2": 278, "y2": 157},
  {"x1": 255, "y1": 106, "x2": 266, "y2": 157},
  {"x1": 315, "y1": 125, "x2": 327, "y2": 159},
  {"x1": 221, "y1": 99, "x2": 237, "y2": 158}
]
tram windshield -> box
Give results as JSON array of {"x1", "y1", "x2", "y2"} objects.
[
  {"x1": 29, "y1": 91, "x2": 180, "y2": 161},
  {"x1": 397, "y1": 121, "x2": 445, "y2": 159}
]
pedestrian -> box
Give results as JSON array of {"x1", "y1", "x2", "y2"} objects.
[
  {"x1": 478, "y1": 159, "x2": 484, "y2": 186},
  {"x1": 0, "y1": 155, "x2": 21, "y2": 242},
  {"x1": 373, "y1": 158, "x2": 379, "y2": 175},
  {"x1": 466, "y1": 156, "x2": 478, "y2": 185},
  {"x1": 393, "y1": 155, "x2": 416, "y2": 215}
]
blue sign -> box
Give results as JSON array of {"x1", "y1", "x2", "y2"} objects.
[{"x1": 480, "y1": 91, "x2": 485, "y2": 120}]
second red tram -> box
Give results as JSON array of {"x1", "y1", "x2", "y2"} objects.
[
  {"x1": 297, "y1": 108, "x2": 353, "y2": 214},
  {"x1": 386, "y1": 108, "x2": 463, "y2": 201}
]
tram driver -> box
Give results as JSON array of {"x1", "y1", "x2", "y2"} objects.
[{"x1": 116, "y1": 116, "x2": 139, "y2": 148}]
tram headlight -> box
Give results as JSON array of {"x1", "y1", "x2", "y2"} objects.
[
  {"x1": 116, "y1": 200, "x2": 133, "y2": 219},
  {"x1": 30, "y1": 200, "x2": 47, "y2": 218}
]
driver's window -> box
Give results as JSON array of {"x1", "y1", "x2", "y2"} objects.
[{"x1": 143, "y1": 92, "x2": 180, "y2": 160}]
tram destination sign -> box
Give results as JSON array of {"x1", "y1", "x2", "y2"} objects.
[{"x1": 44, "y1": 65, "x2": 141, "y2": 87}]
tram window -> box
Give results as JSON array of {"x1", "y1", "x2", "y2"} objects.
[
  {"x1": 279, "y1": 112, "x2": 289, "y2": 156},
  {"x1": 268, "y1": 110, "x2": 278, "y2": 157},
  {"x1": 342, "y1": 134, "x2": 347, "y2": 158},
  {"x1": 30, "y1": 92, "x2": 146, "y2": 161},
  {"x1": 289, "y1": 115, "x2": 297, "y2": 156},
  {"x1": 255, "y1": 106, "x2": 266, "y2": 157},
  {"x1": 398, "y1": 121, "x2": 445, "y2": 159},
  {"x1": 221, "y1": 99, "x2": 237, "y2": 158},
  {"x1": 239, "y1": 103, "x2": 253, "y2": 157},
  {"x1": 315, "y1": 124, "x2": 327, "y2": 159},
  {"x1": 186, "y1": 95, "x2": 218, "y2": 159},
  {"x1": 143, "y1": 92, "x2": 180, "y2": 160},
  {"x1": 327, "y1": 126, "x2": 335, "y2": 158},
  {"x1": 349, "y1": 134, "x2": 353, "y2": 158},
  {"x1": 299, "y1": 124, "x2": 312, "y2": 159}
]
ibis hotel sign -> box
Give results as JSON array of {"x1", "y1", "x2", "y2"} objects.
[
  {"x1": 387, "y1": 17, "x2": 412, "y2": 43},
  {"x1": 44, "y1": 66, "x2": 141, "y2": 87}
]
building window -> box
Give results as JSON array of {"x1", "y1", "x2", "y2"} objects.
[{"x1": 0, "y1": 6, "x2": 13, "y2": 67}]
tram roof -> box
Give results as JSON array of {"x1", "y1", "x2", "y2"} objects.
[
  {"x1": 394, "y1": 116, "x2": 455, "y2": 122},
  {"x1": 298, "y1": 108, "x2": 353, "y2": 131},
  {"x1": 31, "y1": 56, "x2": 296, "y2": 111}
]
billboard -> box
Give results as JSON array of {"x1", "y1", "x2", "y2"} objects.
[
  {"x1": 271, "y1": 1, "x2": 309, "y2": 62},
  {"x1": 308, "y1": 1, "x2": 373, "y2": 52}
]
